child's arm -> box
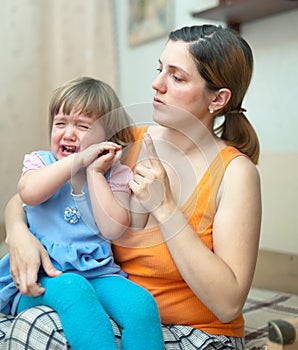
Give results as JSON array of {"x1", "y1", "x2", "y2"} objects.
[
  {"x1": 70, "y1": 142, "x2": 122, "y2": 195},
  {"x1": 18, "y1": 143, "x2": 119, "y2": 206},
  {"x1": 18, "y1": 154, "x2": 76, "y2": 206},
  {"x1": 129, "y1": 194, "x2": 150, "y2": 231},
  {"x1": 128, "y1": 148, "x2": 151, "y2": 230},
  {"x1": 87, "y1": 149, "x2": 131, "y2": 240}
]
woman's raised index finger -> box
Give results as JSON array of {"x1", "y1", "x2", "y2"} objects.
[{"x1": 143, "y1": 133, "x2": 160, "y2": 165}]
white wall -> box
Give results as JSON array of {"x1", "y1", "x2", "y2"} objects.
[
  {"x1": 243, "y1": 11, "x2": 298, "y2": 152},
  {"x1": 242, "y1": 10, "x2": 298, "y2": 254},
  {"x1": 114, "y1": 0, "x2": 298, "y2": 254}
]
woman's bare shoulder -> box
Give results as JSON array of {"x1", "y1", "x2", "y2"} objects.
[{"x1": 226, "y1": 154, "x2": 260, "y2": 181}]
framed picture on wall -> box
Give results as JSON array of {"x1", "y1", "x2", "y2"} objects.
[{"x1": 128, "y1": 0, "x2": 173, "y2": 46}]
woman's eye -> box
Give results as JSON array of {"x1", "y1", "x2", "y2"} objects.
[
  {"x1": 173, "y1": 75, "x2": 182, "y2": 82},
  {"x1": 156, "y1": 67, "x2": 162, "y2": 73},
  {"x1": 54, "y1": 122, "x2": 65, "y2": 127}
]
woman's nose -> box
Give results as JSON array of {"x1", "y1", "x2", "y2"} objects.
[{"x1": 152, "y1": 73, "x2": 166, "y2": 93}]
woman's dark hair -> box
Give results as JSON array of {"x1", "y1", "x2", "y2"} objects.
[{"x1": 169, "y1": 25, "x2": 259, "y2": 164}]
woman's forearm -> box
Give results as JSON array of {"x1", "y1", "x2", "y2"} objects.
[
  {"x1": 4, "y1": 194, "x2": 27, "y2": 245},
  {"x1": 5, "y1": 194, "x2": 61, "y2": 296},
  {"x1": 158, "y1": 209, "x2": 243, "y2": 322},
  {"x1": 154, "y1": 161, "x2": 261, "y2": 323}
]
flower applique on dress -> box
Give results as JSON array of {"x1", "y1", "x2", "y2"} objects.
[{"x1": 64, "y1": 206, "x2": 81, "y2": 224}]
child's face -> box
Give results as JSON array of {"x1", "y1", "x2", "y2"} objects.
[{"x1": 51, "y1": 109, "x2": 105, "y2": 160}]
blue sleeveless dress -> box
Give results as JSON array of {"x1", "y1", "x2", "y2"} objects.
[{"x1": 0, "y1": 151, "x2": 126, "y2": 314}]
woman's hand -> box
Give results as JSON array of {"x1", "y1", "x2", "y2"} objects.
[
  {"x1": 129, "y1": 133, "x2": 175, "y2": 221},
  {"x1": 5, "y1": 195, "x2": 61, "y2": 296},
  {"x1": 8, "y1": 231, "x2": 61, "y2": 296}
]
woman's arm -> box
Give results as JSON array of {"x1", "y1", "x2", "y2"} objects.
[
  {"x1": 5, "y1": 194, "x2": 61, "y2": 296},
  {"x1": 158, "y1": 157, "x2": 261, "y2": 322},
  {"x1": 130, "y1": 133, "x2": 261, "y2": 323}
]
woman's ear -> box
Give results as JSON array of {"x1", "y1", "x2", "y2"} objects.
[{"x1": 209, "y1": 88, "x2": 231, "y2": 113}]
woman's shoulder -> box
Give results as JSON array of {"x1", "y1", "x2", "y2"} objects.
[
  {"x1": 216, "y1": 148, "x2": 261, "y2": 214},
  {"x1": 223, "y1": 150, "x2": 260, "y2": 186},
  {"x1": 220, "y1": 145, "x2": 258, "y2": 171}
]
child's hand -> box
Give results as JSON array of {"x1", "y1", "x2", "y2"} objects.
[
  {"x1": 88, "y1": 143, "x2": 122, "y2": 174},
  {"x1": 77, "y1": 142, "x2": 121, "y2": 169}
]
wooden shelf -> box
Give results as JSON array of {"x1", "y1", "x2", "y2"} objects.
[{"x1": 192, "y1": 0, "x2": 298, "y2": 32}]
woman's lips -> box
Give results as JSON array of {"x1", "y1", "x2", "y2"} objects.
[{"x1": 153, "y1": 97, "x2": 165, "y2": 106}]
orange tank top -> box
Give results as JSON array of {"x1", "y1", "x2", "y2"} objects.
[{"x1": 113, "y1": 126, "x2": 244, "y2": 337}]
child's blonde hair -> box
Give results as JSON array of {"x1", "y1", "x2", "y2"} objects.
[{"x1": 49, "y1": 77, "x2": 135, "y2": 147}]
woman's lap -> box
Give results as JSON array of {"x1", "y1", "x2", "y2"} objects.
[
  {"x1": 0, "y1": 306, "x2": 244, "y2": 350},
  {"x1": 0, "y1": 306, "x2": 70, "y2": 350}
]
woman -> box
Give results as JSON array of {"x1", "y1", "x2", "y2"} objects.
[{"x1": 1, "y1": 25, "x2": 261, "y2": 349}]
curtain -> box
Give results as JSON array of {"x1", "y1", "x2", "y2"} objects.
[{"x1": 0, "y1": 0, "x2": 117, "y2": 241}]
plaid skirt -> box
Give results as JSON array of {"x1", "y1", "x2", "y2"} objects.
[{"x1": 0, "y1": 306, "x2": 244, "y2": 350}]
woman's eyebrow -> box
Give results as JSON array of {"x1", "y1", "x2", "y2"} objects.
[{"x1": 159, "y1": 58, "x2": 190, "y2": 76}]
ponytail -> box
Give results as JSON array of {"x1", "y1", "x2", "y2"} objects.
[
  {"x1": 169, "y1": 25, "x2": 259, "y2": 163},
  {"x1": 216, "y1": 111, "x2": 260, "y2": 164}
]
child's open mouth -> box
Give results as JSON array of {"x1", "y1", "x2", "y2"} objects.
[{"x1": 60, "y1": 145, "x2": 77, "y2": 155}]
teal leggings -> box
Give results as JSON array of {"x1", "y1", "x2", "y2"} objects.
[{"x1": 17, "y1": 273, "x2": 164, "y2": 350}]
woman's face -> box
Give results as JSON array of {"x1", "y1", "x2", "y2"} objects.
[{"x1": 152, "y1": 40, "x2": 215, "y2": 127}]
